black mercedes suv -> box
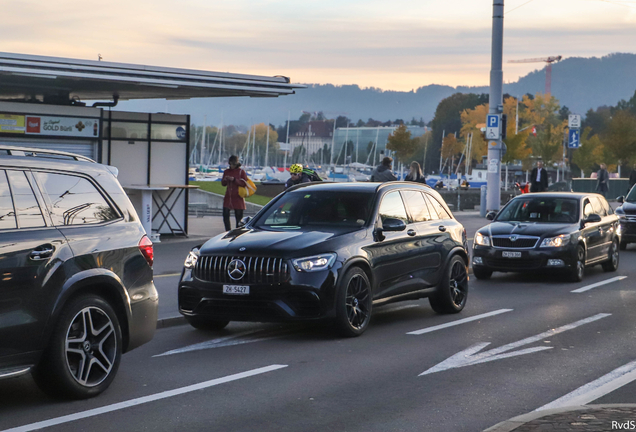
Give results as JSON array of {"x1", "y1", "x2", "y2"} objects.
[
  {"x1": 0, "y1": 146, "x2": 158, "y2": 399},
  {"x1": 179, "y1": 182, "x2": 469, "y2": 337}
]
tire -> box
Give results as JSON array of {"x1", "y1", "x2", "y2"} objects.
[
  {"x1": 472, "y1": 266, "x2": 493, "y2": 280},
  {"x1": 334, "y1": 267, "x2": 372, "y2": 337},
  {"x1": 429, "y1": 255, "x2": 469, "y2": 314},
  {"x1": 620, "y1": 241, "x2": 627, "y2": 251},
  {"x1": 568, "y1": 245, "x2": 585, "y2": 282},
  {"x1": 602, "y1": 238, "x2": 619, "y2": 272},
  {"x1": 185, "y1": 316, "x2": 230, "y2": 331},
  {"x1": 33, "y1": 295, "x2": 122, "y2": 399}
]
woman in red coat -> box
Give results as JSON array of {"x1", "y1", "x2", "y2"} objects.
[{"x1": 221, "y1": 155, "x2": 248, "y2": 231}]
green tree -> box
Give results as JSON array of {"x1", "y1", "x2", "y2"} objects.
[
  {"x1": 572, "y1": 128, "x2": 603, "y2": 177},
  {"x1": 386, "y1": 124, "x2": 415, "y2": 164},
  {"x1": 605, "y1": 110, "x2": 636, "y2": 166}
]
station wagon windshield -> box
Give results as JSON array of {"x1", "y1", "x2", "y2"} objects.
[
  {"x1": 254, "y1": 190, "x2": 374, "y2": 230},
  {"x1": 496, "y1": 197, "x2": 580, "y2": 223}
]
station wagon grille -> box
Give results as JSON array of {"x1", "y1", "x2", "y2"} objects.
[
  {"x1": 194, "y1": 256, "x2": 290, "y2": 284},
  {"x1": 492, "y1": 236, "x2": 539, "y2": 248}
]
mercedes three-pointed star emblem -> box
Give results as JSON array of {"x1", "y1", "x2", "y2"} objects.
[
  {"x1": 509, "y1": 235, "x2": 518, "y2": 242},
  {"x1": 227, "y1": 259, "x2": 246, "y2": 280}
]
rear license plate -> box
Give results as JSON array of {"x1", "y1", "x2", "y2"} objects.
[
  {"x1": 223, "y1": 285, "x2": 249, "y2": 295},
  {"x1": 502, "y1": 251, "x2": 522, "y2": 258}
]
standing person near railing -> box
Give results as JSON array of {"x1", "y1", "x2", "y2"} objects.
[
  {"x1": 596, "y1": 163, "x2": 609, "y2": 198},
  {"x1": 404, "y1": 161, "x2": 426, "y2": 184},
  {"x1": 221, "y1": 155, "x2": 248, "y2": 231}
]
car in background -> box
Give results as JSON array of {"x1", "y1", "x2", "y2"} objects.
[
  {"x1": 0, "y1": 146, "x2": 158, "y2": 399},
  {"x1": 616, "y1": 186, "x2": 636, "y2": 250},
  {"x1": 179, "y1": 182, "x2": 469, "y2": 337},
  {"x1": 472, "y1": 192, "x2": 620, "y2": 282}
]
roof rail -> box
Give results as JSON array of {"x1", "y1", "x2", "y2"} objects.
[{"x1": 0, "y1": 145, "x2": 95, "y2": 163}]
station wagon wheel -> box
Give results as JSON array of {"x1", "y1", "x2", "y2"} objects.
[
  {"x1": 429, "y1": 255, "x2": 468, "y2": 314},
  {"x1": 335, "y1": 267, "x2": 372, "y2": 337},
  {"x1": 33, "y1": 295, "x2": 122, "y2": 399},
  {"x1": 602, "y1": 238, "x2": 619, "y2": 272},
  {"x1": 569, "y1": 245, "x2": 585, "y2": 282}
]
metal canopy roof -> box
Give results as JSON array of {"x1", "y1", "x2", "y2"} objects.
[{"x1": 0, "y1": 52, "x2": 304, "y2": 103}]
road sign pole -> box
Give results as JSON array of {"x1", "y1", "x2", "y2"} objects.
[{"x1": 487, "y1": 0, "x2": 504, "y2": 213}]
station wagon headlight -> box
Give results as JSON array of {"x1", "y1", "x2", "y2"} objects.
[
  {"x1": 184, "y1": 248, "x2": 199, "y2": 269},
  {"x1": 292, "y1": 253, "x2": 337, "y2": 272},
  {"x1": 540, "y1": 234, "x2": 570, "y2": 248},
  {"x1": 474, "y1": 232, "x2": 491, "y2": 247}
]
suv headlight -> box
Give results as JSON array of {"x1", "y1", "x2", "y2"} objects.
[
  {"x1": 540, "y1": 234, "x2": 570, "y2": 248},
  {"x1": 474, "y1": 232, "x2": 491, "y2": 246},
  {"x1": 292, "y1": 253, "x2": 337, "y2": 272},
  {"x1": 184, "y1": 248, "x2": 199, "y2": 269}
]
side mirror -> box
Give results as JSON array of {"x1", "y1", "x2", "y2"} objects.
[
  {"x1": 238, "y1": 216, "x2": 252, "y2": 228},
  {"x1": 486, "y1": 211, "x2": 497, "y2": 221},
  {"x1": 582, "y1": 214, "x2": 602, "y2": 226},
  {"x1": 381, "y1": 218, "x2": 407, "y2": 232},
  {"x1": 617, "y1": 196, "x2": 625, "y2": 204}
]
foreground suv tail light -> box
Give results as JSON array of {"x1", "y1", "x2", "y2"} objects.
[{"x1": 138, "y1": 235, "x2": 154, "y2": 267}]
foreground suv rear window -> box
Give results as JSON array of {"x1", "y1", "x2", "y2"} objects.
[
  {"x1": 0, "y1": 170, "x2": 17, "y2": 230},
  {"x1": 255, "y1": 191, "x2": 374, "y2": 229},
  {"x1": 35, "y1": 172, "x2": 119, "y2": 226}
]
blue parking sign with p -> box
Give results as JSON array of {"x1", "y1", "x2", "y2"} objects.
[
  {"x1": 568, "y1": 129, "x2": 580, "y2": 148},
  {"x1": 487, "y1": 115, "x2": 499, "y2": 128}
]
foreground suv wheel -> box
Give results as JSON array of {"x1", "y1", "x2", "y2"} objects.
[
  {"x1": 185, "y1": 316, "x2": 230, "y2": 331},
  {"x1": 429, "y1": 255, "x2": 468, "y2": 314},
  {"x1": 33, "y1": 295, "x2": 122, "y2": 400},
  {"x1": 335, "y1": 267, "x2": 372, "y2": 337}
]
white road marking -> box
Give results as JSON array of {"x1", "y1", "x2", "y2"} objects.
[
  {"x1": 407, "y1": 309, "x2": 513, "y2": 335},
  {"x1": 571, "y1": 276, "x2": 628, "y2": 293},
  {"x1": 0, "y1": 365, "x2": 288, "y2": 432},
  {"x1": 420, "y1": 313, "x2": 611, "y2": 376},
  {"x1": 536, "y1": 360, "x2": 636, "y2": 411}
]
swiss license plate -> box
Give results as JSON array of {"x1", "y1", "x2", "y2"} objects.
[
  {"x1": 223, "y1": 285, "x2": 249, "y2": 295},
  {"x1": 502, "y1": 251, "x2": 522, "y2": 258}
]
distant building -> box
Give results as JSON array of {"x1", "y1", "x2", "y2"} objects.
[{"x1": 288, "y1": 121, "x2": 333, "y2": 158}]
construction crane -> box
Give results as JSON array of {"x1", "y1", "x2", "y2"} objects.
[{"x1": 508, "y1": 55, "x2": 562, "y2": 95}]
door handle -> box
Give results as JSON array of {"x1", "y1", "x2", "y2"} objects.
[
  {"x1": 30, "y1": 245, "x2": 54, "y2": 260},
  {"x1": 438, "y1": 225, "x2": 446, "y2": 232},
  {"x1": 407, "y1": 229, "x2": 416, "y2": 237}
]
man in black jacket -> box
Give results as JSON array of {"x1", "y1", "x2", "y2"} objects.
[
  {"x1": 629, "y1": 163, "x2": 636, "y2": 192},
  {"x1": 530, "y1": 161, "x2": 549, "y2": 192}
]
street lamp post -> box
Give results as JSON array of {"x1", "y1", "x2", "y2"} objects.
[{"x1": 487, "y1": 0, "x2": 505, "y2": 212}]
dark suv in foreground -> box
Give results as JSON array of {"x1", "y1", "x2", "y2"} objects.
[
  {"x1": 0, "y1": 146, "x2": 157, "y2": 399},
  {"x1": 179, "y1": 182, "x2": 469, "y2": 336}
]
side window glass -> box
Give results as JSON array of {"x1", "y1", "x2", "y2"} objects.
[
  {"x1": 422, "y1": 194, "x2": 439, "y2": 220},
  {"x1": 401, "y1": 190, "x2": 431, "y2": 222},
  {"x1": 378, "y1": 191, "x2": 408, "y2": 224},
  {"x1": 0, "y1": 170, "x2": 17, "y2": 230},
  {"x1": 6, "y1": 171, "x2": 46, "y2": 228},
  {"x1": 583, "y1": 200, "x2": 594, "y2": 218},
  {"x1": 426, "y1": 194, "x2": 452, "y2": 220},
  {"x1": 34, "y1": 172, "x2": 119, "y2": 226},
  {"x1": 591, "y1": 197, "x2": 606, "y2": 216}
]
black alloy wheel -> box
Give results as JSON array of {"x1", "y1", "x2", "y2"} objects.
[
  {"x1": 602, "y1": 238, "x2": 620, "y2": 272},
  {"x1": 185, "y1": 316, "x2": 230, "y2": 331},
  {"x1": 33, "y1": 295, "x2": 122, "y2": 399},
  {"x1": 472, "y1": 266, "x2": 493, "y2": 280},
  {"x1": 429, "y1": 255, "x2": 468, "y2": 314},
  {"x1": 335, "y1": 267, "x2": 372, "y2": 337},
  {"x1": 569, "y1": 245, "x2": 585, "y2": 282}
]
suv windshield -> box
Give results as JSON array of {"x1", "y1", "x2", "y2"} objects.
[
  {"x1": 496, "y1": 197, "x2": 580, "y2": 223},
  {"x1": 626, "y1": 186, "x2": 636, "y2": 202},
  {"x1": 254, "y1": 190, "x2": 374, "y2": 230}
]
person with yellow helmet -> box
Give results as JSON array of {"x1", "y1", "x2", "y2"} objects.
[{"x1": 285, "y1": 163, "x2": 312, "y2": 188}]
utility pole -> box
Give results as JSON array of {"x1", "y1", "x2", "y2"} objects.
[{"x1": 487, "y1": 0, "x2": 505, "y2": 212}]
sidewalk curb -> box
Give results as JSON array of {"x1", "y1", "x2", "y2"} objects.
[
  {"x1": 156, "y1": 315, "x2": 187, "y2": 329},
  {"x1": 484, "y1": 404, "x2": 636, "y2": 432}
]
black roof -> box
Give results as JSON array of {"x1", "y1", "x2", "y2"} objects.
[
  {"x1": 287, "y1": 181, "x2": 433, "y2": 194},
  {"x1": 511, "y1": 192, "x2": 601, "y2": 200}
]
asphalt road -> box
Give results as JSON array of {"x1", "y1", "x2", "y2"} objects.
[{"x1": 2, "y1": 213, "x2": 636, "y2": 432}]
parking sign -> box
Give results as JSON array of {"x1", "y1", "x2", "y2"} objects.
[{"x1": 486, "y1": 114, "x2": 500, "y2": 140}]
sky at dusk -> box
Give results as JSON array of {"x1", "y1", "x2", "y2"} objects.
[{"x1": 2, "y1": 0, "x2": 635, "y2": 91}]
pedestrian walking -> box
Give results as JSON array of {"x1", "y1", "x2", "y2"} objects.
[
  {"x1": 404, "y1": 161, "x2": 426, "y2": 184},
  {"x1": 371, "y1": 157, "x2": 397, "y2": 182},
  {"x1": 530, "y1": 160, "x2": 548, "y2": 192},
  {"x1": 596, "y1": 163, "x2": 609, "y2": 198},
  {"x1": 221, "y1": 155, "x2": 248, "y2": 231}
]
